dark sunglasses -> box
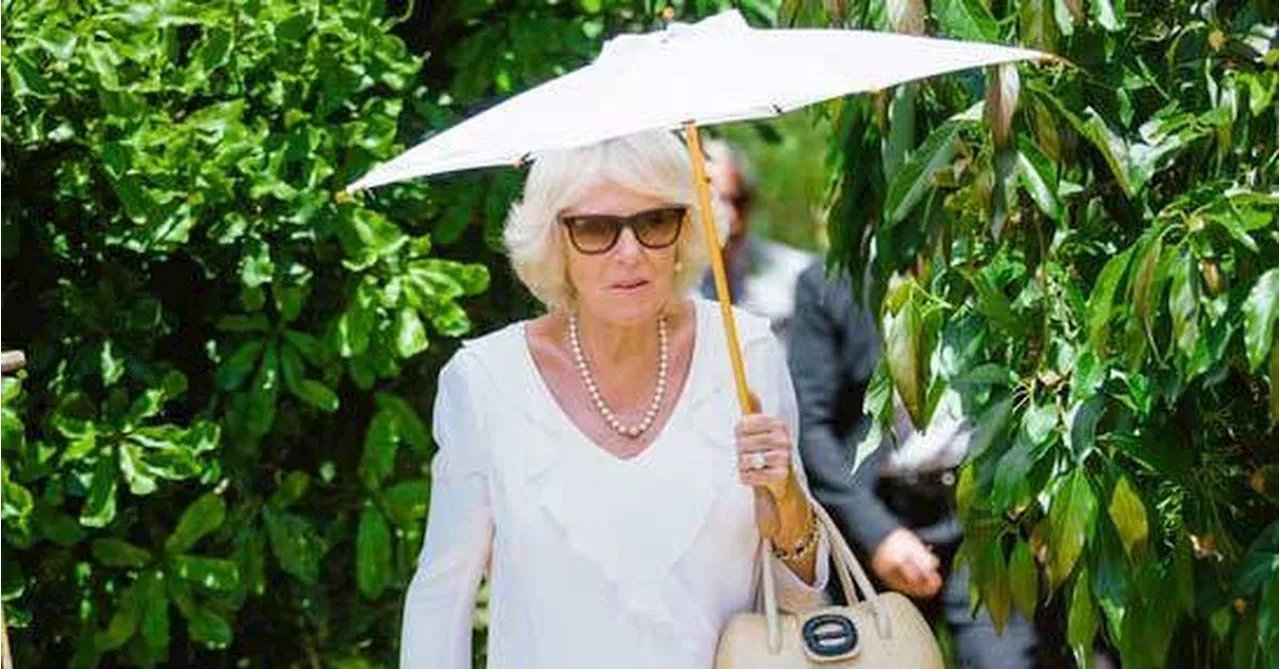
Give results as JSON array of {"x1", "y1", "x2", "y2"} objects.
[{"x1": 559, "y1": 206, "x2": 687, "y2": 255}]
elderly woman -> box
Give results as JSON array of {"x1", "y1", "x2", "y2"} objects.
[{"x1": 401, "y1": 130, "x2": 830, "y2": 668}]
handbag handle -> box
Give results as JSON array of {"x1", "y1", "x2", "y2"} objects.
[{"x1": 757, "y1": 500, "x2": 892, "y2": 652}]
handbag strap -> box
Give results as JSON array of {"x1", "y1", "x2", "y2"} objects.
[{"x1": 756, "y1": 500, "x2": 892, "y2": 649}]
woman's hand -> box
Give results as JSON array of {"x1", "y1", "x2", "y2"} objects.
[
  {"x1": 734, "y1": 410, "x2": 795, "y2": 501},
  {"x1": 734, "y1": 396, "x2": 807, "y2": 545},
  {"x1": 734, "y1": 398, "x2": 818, "y2": 583}
]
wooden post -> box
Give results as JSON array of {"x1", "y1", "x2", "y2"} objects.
[
  {"x1": 0, "y1": 351, "x2": 24, "y2": 375},
  {"x1": 1, "y1": 349, "x2": 24, "y2": 669}
]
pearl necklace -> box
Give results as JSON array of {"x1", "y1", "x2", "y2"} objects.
[{"x1": 568, "y1": 312, "x2": 669, "y2": 439}]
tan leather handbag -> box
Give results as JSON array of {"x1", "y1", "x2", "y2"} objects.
[{"x1": 714, "y1": 502, "x2": 944, "y2": 668}]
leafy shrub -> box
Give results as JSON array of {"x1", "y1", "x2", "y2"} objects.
[{"x1": 797, "y1": 0, "x2": 1279, "y2": 665}]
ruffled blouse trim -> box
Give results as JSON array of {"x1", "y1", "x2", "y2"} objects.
[{"x1": 465, "y1": 301, "x2": 754, "y2": 648}]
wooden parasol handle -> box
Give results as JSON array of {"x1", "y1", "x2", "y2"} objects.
[{"x1": 683, "y1": 122, "x2": 753, "y2": 414}]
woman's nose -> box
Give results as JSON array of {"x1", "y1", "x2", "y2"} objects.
[{"x1": 612, "y1": 226, "x2": 643, "y2": 259}]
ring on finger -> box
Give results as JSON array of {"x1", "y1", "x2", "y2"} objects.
[{"x1": 747, "y1": 451, "x2": 768, "y2": 471}]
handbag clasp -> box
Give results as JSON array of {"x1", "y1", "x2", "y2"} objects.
[{"x1": 801, "y1": 612, "x2": 861, "y2": 662}]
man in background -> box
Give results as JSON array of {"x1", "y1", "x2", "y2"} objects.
[
  {"x1": 700, "y1": 139, "x2": 813, "y2": 343},
  {"x1": 787, "y1": 261, "x2": 1039, "y2": 668}
]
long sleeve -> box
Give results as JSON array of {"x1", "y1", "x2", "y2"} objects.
[
  {"x1": 401, "y1": 351, "x2": 494, "y2": 669},
  {"x1": 787, "y1": 267, "x2": 901, "y2": 558},
  {"x1": 744, "y1": 328, "x2": 831, "y2": 612}
]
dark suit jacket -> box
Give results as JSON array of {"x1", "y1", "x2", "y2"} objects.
[{"x1": 786, "y1": 262, "x2": 901, "y2": 556}]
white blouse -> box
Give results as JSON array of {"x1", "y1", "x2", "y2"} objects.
[{"x1": 401, "y1": 300, "x2": 830, "y2": 668}]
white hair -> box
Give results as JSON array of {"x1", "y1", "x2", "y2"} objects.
[{"x1": 503, "y1": 129, "x2": 729, "y2": 312}]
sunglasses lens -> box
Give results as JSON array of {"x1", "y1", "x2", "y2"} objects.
[
  {"x1": 564, "y1": 217, "x2": 620, "y2": 253},
  {"x1": 633, "y1": 208, "x2": 684, "y2": 248}
]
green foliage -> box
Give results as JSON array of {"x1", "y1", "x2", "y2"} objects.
[
  {"x1": 794, "y1": 0, "x2": 1279, "y2": 665},
  {"x1": 2, "y1": 0, "x2": 762, "y2": 665},
  {"x1": 0, "y1": 0, "x2": 506, "y2": 665}
]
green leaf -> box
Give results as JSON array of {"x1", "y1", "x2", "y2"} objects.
[
  {"x1": 91, "y1": 538, "x2": 152, "y2": 568},
  {"x1": 1232, "y1": 605, "x2": 1260, "y2": 669},
  {"x1": 375, "y1": 393, "x2": 428, "y2": 455},
  {"x1": 194, "y1": 27, "x2": 233, "y2": 72},
  {"x1": 268, "y1": 471, "x2": 311, "y2": 510},
  {"x1": 39, "y1": 508, "x2": 86, "y2": 547},
  {"x1": 1246, "y1": 69, "x2": 1277, "y2": 115},
  {"x1": 395, "y1": 308, "x2": 429, "y2": 358},
  {"x1": 1, "y1": 557, "x2": 25, "y2": 603},
  {"x1": 8, "y1": 55, "x2": 54, "y2": 99},
  {"x1": 36, "y1": 27, "x2": 79, "y2": 61},
  {"x1": 1259, "y1": 574, "x2": 1279, "y2": 663},
  {"x1": 983, "y1": 541, "x2": 1012, "y2": 635},
  {"x1": 1131, "y1": 235, "x2": 1165, "y2": 336},
  {"x1": 968, "y1": 395, "x2": 1014, "y2": 460},
  {"x1": 292, "y1": 380, "x2": 340, "y2": 412},
  {"x1": 245, "y1": 343, "x2": 279, "y2": 437},
  {"x1": 343, "y1": 209, "x2": 408, "y2": 262},
  {"x1": 165, "y1": 493, "x2": 226, "y2": 554},
  {"x1": 1172, "y1": 539, "x2": 1192, "y2": 619},
  {"x1": 1243, "y1": 269, "x2": 1279, "y2": 371},
  {"x1": 234, "y1": 525, "x2": 267, "y2": 599},
  {"x1": 356, "y1": 506, "x2": 393, "y2": 599},
  {"x1": 279, "y1": 342, "x2": 305, "y2": 394},
  {"x1": 1015, "y1": 138, "x2": 1062, "y2": 221},
  {"x1": 168, "y1": 555, "x2": 240, "y2": 592},
  {"x1": 883, "y1": 120, "x2": 966, "y2": 224},
  {"x1": 119, "y1": 440, "x2": 203, "y2": 494},
  {"x1": 1108, "y1": 476, "x2": 1149, "y2": 562},
  {"x1": 217, "y1": 340, "x2": 264, "y2": 391},
  {"x1": 1, "y1": 377, "x2": 22, "y2": 407},
  {"x1": 1066, "y1": 396, "x2": 1104, "y2": 461},
  {"x1": 1022, "y1": 401, "x2": 1058, "y2": 446},
  {"x1": 884, "y1": 293, "x2": 928, "y2": 428},
  {"x1": 359, "y1": 411, "x2": 399, "y2": 490},
  {"x1": 1168, "y1": 251, "x2": 1201, "y2": 360},
  {"x1": 121, "y1": 389, "x2": 165, "y2": 430},
  {"x1": 239, "y1": 239, "x2": 275, "y2": 287},
  {"x1": 1018, "y1": 0, "x2": 1059, "y2": 50},
  {"x1": 1090, "y1": 0, "x2": 1124, "y2": 30},
  {"x1": 172, "y1": 581, "x2": 232, "y2": 651},
  {"x1": 935, "y1": 0, "x2": 999, "y2": 41},
  {"x1": 1068, "y1": 571, "x2": 1099, "y2": 668},
  {"x1": 95, "y1": 581, "x2": 141, "y2": 651},
  {"x1": 1233, "y1": 522, "x2": 1278, "y2": 596},
  {"x1": 282, "y1": 329, "x2": 327, "y2": 366},
  {"x1": 100, "y1": 339, "x2": 125, "y2": 386},
  {"x1": 1090, "y1": 249, "x2": 1131, "y2": 353},
  {"x1": 336, "y1": 284, "x2": 377, "y2": 357},
  {"x1": 1, "y1": 409, "x2": 25, "y2": 462},
  {"x1": 956, "y1": 464, "x2": 976, "y2": 520},
  {"x1": 81, "y1": 456, "x2": 119, "y2": 528},
  {"x1": 1009, "y1": 540, "x2": 1039, "y2": 619},
  {"x1": 274, "y1": 285, "x2": 308, "y2": 322},
  {"x1": 992, "y1": 438, "x2": 1033, "y2": 509},
  {"x1": 137, "y1": 569, "x2": 169, "y2": 661},
  {"x1": 1081, "y1": 109, "x2": 1136, "y2": 196},
  {"x1": 1093, "y1": 528, "x2": 1130, "y2": 641},
  {"x1": 1049, "y1": 470, "x2": 1097, "y2": 586},
  {"x1": 383, "y1": 479, "x2": 430, "y2": 529},
  {"x1": 1271, "y1": 345, "x2": 1279, "y2": 426},
  {"x1": 1206, "y1": 208, "x2": 1262, "y2": 253},
  {"x1": 262, "y1": 507, "x2": 323, "y2": 584},
  {"x1": 428, "y1": 302, "x2": 473, "y2": 338}
]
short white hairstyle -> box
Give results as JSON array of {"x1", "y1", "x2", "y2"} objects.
[{"x1": 503, "y1": 129, "x2": 729, "y2": 312}]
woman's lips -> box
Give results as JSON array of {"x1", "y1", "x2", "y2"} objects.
[{"x1": 610, "y1": 279, "x2": 650, "y2": 291}]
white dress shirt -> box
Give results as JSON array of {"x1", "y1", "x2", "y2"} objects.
[{"x1": 401, "y1": 299, "x2": 830, "y2": 668}]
